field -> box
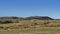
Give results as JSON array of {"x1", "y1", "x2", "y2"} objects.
[
  {"x1": 0, "y1": 27, "x2": 60, "y2": 34},
  {"x1": 0, "y1": 20, "x2": 60, "y2": 34}
]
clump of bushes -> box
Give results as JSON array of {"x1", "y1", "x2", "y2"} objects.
[
  {"x1": 0, "y1": 20, "x2": 14, "y2": 24},
  {"x1": 4, "y1": 21, "x2": 12, "y2": 23},
  {"x1": 0, "y1": 26, "x2": 8, "y2": 30}
]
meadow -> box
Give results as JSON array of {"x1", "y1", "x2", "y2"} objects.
[
  {"x1": 0, "y1": 27, "x2": 60, "y2": 34},
  {"x1": 0, "y1": 20, "x2": 60, "y2": 34}
]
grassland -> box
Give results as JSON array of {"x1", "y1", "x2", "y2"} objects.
[
  {"x1": 0, "y1": 27, "x2": 60, "y2": 34},
  {"x1": 0, "y1": 20, "x2": 60, "y2": 34}
]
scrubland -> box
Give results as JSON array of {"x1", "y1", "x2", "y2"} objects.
[{"x1": 0, "y1": 20, "x2": 60, "y2": 34}]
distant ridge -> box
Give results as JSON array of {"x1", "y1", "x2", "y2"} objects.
[
  {"x1": 0, "y1": 16, "x2": 54, "y2": 20},
  {"x1": 0, "y1": 16, "x2": 54, "y2": 24},
  {"x1": 25, "y1": 16, "x2": 54, "y2": 20},
  {"x1": 0, "y1": 16, "x2": 53, "y2": 20}
]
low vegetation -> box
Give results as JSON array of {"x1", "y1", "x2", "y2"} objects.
[{"x1": 0, "y1": 16, "x2": 60, "y2": 34}]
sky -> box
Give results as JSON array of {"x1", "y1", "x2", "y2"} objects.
[{"x1": 0, "y1": 0, "x2": 60, "y2": 19}]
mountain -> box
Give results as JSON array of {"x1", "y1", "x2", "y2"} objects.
[{"x1": 25, "y1": 16, "x2": 54, "y2": 20}]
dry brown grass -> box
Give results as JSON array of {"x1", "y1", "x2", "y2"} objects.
[
  {"x1": 0, "y1": 20, "x2": 60, "y2": 34},
  {"x1": 0, "y1": 20, "x2": 60, "y2": 30}
]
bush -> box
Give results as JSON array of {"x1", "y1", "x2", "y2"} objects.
[
  {"x1": 9, "y1": 25, "x2": 14, "y2": 29},
  {"x1": 2, "y1": 21, "x2": 13, "y2": 24},
  {"x1": 0, "y1": 21, "x2": 2, "y2": 24},
  {"x1": 0, "y1": 26, "x2": 7, "y2": 30}
]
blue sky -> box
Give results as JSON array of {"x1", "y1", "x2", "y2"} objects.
[{"x1": 0, "y1": 0, "x2": 60, "y2": 19}]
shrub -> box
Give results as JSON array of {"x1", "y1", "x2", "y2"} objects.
[
  {"x1": 2, "y1": 21, "x2": 13, "y2": 24},
  {"x1": 14, "y1": 25, "x2": 20, "y2": 29},
  {"x1": 9, "y1": 25, "x2": 14, "y2": 29},
  {"x1": 0, "y1": 26, "x2": 7, "y2": 30},
  {"x1": 0, "y1": 21, "x2": 2, "y2": 24}
]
